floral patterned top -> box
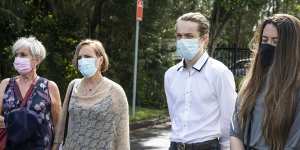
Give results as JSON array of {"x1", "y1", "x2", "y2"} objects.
[{"x1": 3, "y1": 77, "x2": 53, "y2": 150}]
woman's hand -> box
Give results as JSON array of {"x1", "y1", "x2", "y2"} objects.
[
  {"x1": 51, "y1": 143, "x2": 61, "y2": 150},
  {"x1": 230, "y1": 136, "x2": 245, "y2": 150},
  {"x1": 0, "y1": 79, "x2": 10, "y2": 118},
  {"x1": 0, "y1": 78, "x2": 10, "y2": 128},
  {"x1": 0, "y1": 116, "x2": 4, "y2": 128}
]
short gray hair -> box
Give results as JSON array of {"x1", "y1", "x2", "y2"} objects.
[{"x1": 12, "y1": 36, "x2": 46, "y2": 60}]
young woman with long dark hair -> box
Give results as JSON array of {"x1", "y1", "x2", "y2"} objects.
[{"x1": 230, "y1": 14, "x2": 300, "y2": 150}]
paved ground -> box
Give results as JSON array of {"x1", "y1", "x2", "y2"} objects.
[{"x1": 130, "y1": 122, "x2": 171, "y2": 150}]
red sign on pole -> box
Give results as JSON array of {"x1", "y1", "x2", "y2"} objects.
[{"x1": 136, "y1": 0, "x2": 143, "y2": 21}]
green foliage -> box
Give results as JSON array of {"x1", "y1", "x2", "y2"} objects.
[
  {"x1": 0, "y1": 0, "x2": 83, "y2": 95},
  {"x1": 0, "y1": 0, "x2": 299, "y2": 109},
  {"x1": 235, "y1": 76, "x2": 245, "y2": 91},
  {"x1": 129, "y1": 106, "x2": 168, "y2": 122}
]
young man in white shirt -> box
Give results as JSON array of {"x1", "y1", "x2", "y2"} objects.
[{"x1": 164, "y1": 12, "x2": 237, "y2": 150}]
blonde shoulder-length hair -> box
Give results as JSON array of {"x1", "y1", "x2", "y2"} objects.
[{"x1": 72, "y1": 39, "x2": 109, "y2": 73}]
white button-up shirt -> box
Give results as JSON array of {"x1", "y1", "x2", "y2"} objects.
[{"x1": 164, "y1": 52, "x2": 237, "y2": 149}]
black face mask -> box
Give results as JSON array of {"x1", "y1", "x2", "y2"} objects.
[{"x1": 260, "y1": 43, "x2": 275, "y2": 67}]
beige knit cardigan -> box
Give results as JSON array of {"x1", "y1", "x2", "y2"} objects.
[{"x1": 53, "y1": 77, "x2": 129, "y2": 150}]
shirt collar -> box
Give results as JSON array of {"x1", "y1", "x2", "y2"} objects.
[{"x1": 177, "y1": 52, "x2": 209, "y2": 72}]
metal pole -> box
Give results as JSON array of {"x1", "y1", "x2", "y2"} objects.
[{"x1": 132, "y1": 20, "x2": 140, "y2": 117}]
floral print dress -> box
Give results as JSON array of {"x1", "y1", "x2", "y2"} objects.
[{"x1": 2, "y1": 77, "x2": 54, "y2": 150}]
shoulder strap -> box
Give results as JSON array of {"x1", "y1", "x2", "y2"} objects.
[
  {"x1": 19, "y1": 77, "x2": 38, "y2": 107},
  {"x1": 63, "y1": 81, "x2": 76, "y2": 144},
  {"x1": 20, "y1": 82, "x2": 36, "y2": 107},
  {"x1": 245, "y1": 108, "x2": 254, "y2": 150},
  {"x1": 36, "y1": 77, "x2": 51, "y2": 101}
]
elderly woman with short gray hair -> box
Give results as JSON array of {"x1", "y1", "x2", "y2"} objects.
[{"x1": 0, "y1": 36, "x2": 61, "y2": 149}]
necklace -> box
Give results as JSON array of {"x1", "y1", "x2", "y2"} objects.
[{"x1": 82, "y1": 77, "x2": 103, "y2": 95}]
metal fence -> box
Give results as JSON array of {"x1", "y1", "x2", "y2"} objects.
[{"x1": 213, "y1": 47, "x2": 251, "y2": 76}]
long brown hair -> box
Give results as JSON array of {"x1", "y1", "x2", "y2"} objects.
[{"x1": 238, "y1": 14, "x2": 300, "y2": 149}]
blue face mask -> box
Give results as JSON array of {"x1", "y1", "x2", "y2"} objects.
[
  {"x1": 176, "y1": 39, "x2": 199, "y2": 60},
  {"x1": 78, "y1": 58, "x2": 98, "y2": 78}
]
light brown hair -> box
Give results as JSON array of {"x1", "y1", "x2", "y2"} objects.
[
  {"x1": 238, "y1": 14, "x2": 300, "y2": 149},
  {"x1": 176, "y1": 12, "x2": 210, "y2": 36},
  {"x1": 73, "y1": 39, "x2": 109, "y2": 73}
]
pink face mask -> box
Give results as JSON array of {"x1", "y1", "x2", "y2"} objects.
[{"x1": 13, "y1": 57, "x2": 33, "y2": 75}]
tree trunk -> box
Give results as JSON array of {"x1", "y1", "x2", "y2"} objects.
[
  {"x1": 208, "y1": 1, "x2": 233, "y2": 56},
  {"x1": 90, "y1": 0, "x2": 107, "y2": 38}
]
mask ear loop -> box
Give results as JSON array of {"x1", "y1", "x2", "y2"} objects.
[
  {"x1": 97, "y1": 56, "x2": 104, "y2": 73},
  {"x1": 199, "y1": 33, "x2": 209, "y2": 50},
  {"x1": 32, "y1": 56, "x2": 42, "y2": 69}
]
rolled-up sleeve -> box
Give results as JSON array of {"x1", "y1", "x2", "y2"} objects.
[{"x1": 230, "y1": 98, "x2": 243, "y2": 140}]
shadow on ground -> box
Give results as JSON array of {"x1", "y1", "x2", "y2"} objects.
[{"x1": 130, "y1": 123, "x2": 171, "y2": 150}]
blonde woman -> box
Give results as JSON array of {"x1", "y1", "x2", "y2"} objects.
[{"x1": 53, "y1": 39, "x2": 129, "y2": 150}]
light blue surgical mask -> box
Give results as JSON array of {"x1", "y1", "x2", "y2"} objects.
[
  {"x1": 176, "y1": 39, "x2": 199, "y2": 60},
  {"x1": 78, "y1": 58, "x2": 98, "y2": 78}
]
